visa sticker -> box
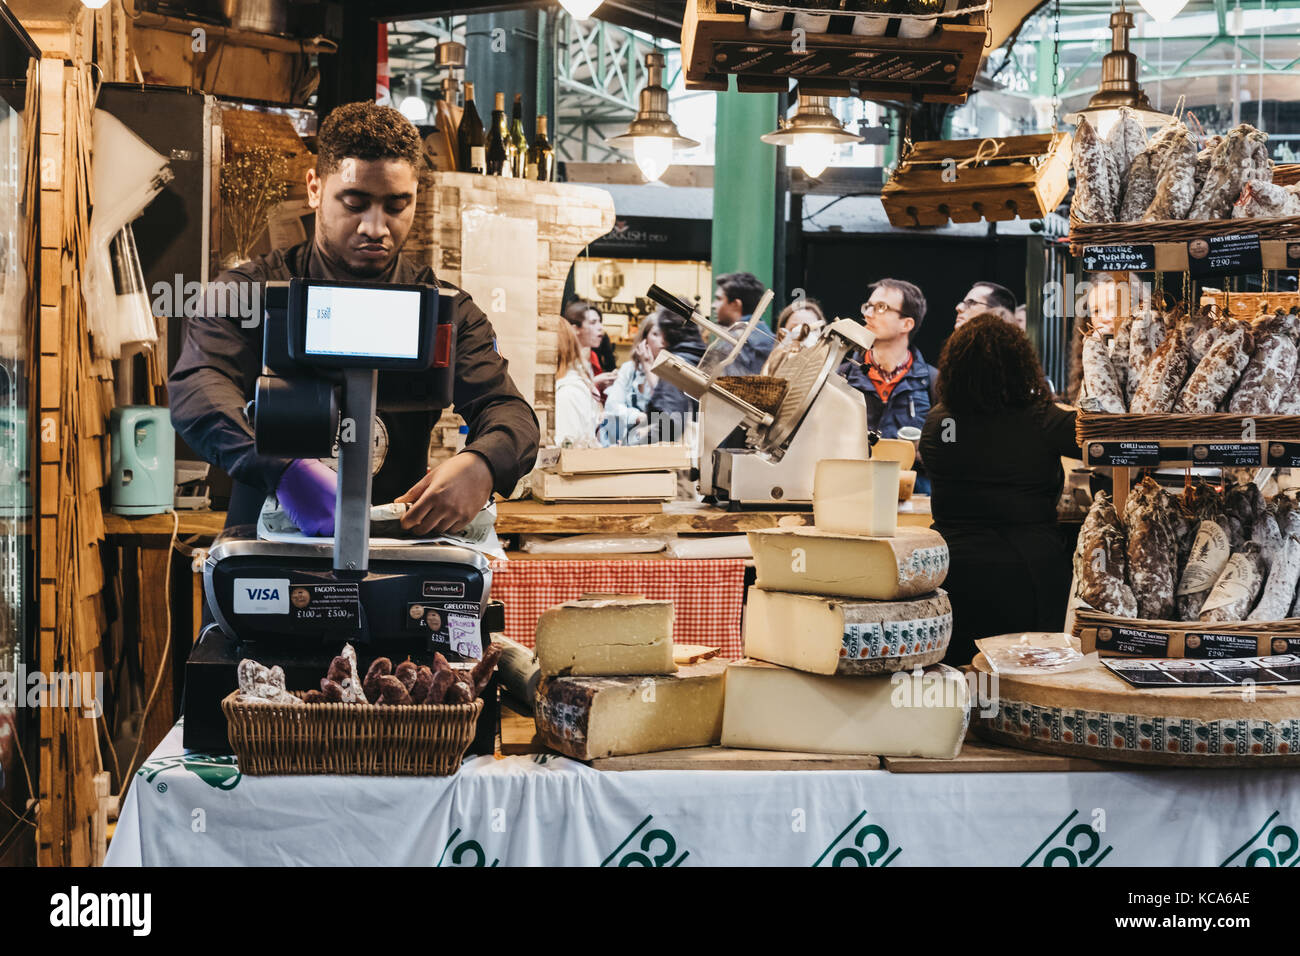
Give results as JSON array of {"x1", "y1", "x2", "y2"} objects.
[{"x1": 234, "y1": 578, "x2": 290, "y2": 614}]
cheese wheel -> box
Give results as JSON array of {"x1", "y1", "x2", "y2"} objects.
[
  {"x1": 748, "y1": 526, "x2": 949, "y2": 601},
  {"x1": 744, "y1": 588, "x2": 951, "y2": 675},
  {"x1": 972, "y1": 653, "x2": 1300, "y2": 766}
]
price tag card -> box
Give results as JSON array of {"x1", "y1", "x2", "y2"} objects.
[
  {"x1": 1187, "y1": 234, "x2": 1263, "y2": 277},
  {"x1": 1081, "y1": 244, "x2": 1155, "y2": 272},
  {"x1": 1188, "y1": 443, "x2": 1262, "y2": 467},
  {"x1": 1085, "y1": 441, "x2": 1160, "y2": 467},
  {"x1": 1094, "y1": 625, "x2": 1169, "y2": 657},
  {"x1": 1266, "y1": 441, "x2": 1300, "y2": 467},
  {"x1": 1182, "y1": 632, "x2": 1265, "y2": 659}
]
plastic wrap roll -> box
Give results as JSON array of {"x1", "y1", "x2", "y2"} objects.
[{"x1": 495, "y1": 634, "x2": 541, "y2": 714}]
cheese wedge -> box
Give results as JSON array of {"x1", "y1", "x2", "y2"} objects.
[
  {"x1": 814, "y1": 458, "x2": 900, "y2": 537},
  {"x1": 535, "y1": 598, "x2": 675, "y2": 677},
  {"x1": 721, "y1": 659, "x2": 969, "y2": 758},
  {"x1": 748, "y1": 526, "x2": 948, "y2": 601},
  {"x1": 744, "y1": 588, "x2": 952, "y2": 675},
  {"x1": 534, "y1": 661, "x2": 727, "y2": 760}
]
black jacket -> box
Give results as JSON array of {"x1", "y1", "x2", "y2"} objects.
[{"x1": 167, "y1": 240, "x2": 540, "y2": 526}]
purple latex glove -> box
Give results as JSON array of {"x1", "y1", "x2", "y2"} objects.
[{"x1": 276, "y1": 459, "x2": 337, "y2": 536}]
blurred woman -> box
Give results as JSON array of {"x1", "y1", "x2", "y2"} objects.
[
  {"x1": 553, "y1": 319, "x2": 602, "y2": 445},
  {"x1": 564, "y1": 300, "x2": 617, "y2": 390},
  {"x1": 919, "y1": 313, "x2": 1082, "y2": 666},
  {"x1": 776, "y1": 298, "x2": 826, "y2": 339},
  {"x1": 602, "y1": 310, "x2": 666, "y2": 445},
  {"x1": 647, "y1": 306, "x2": 708, "y2": 444}
]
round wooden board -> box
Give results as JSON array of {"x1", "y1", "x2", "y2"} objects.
[{"x1": 971, "y1": 654, "x2": 1300, "y2": 766}]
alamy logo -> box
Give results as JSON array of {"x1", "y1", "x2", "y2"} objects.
[
  {"x1": 1022, "y1": 809, "x2": 1112, "y2": 866},
  {"x1": 49, "y1": 886, "x2": 151, "y2": 936},
  {"x1": 1221, "y1": 811, "x2": 1298, "y2": 866},
  {"x1": 814, "y1": 810, "x2": 899, "y2": 867},
  {"x1": 602, "y1": 814, "x2": 690, "y2": 867}
]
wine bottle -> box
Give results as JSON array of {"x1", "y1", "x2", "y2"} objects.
[
  {"x1": 897, "y1": 0, "x2": 944, "y2": 38},
  {"x1": 457, "y1": 82, "x2": 485, "y2": 174},
  {"x1": 748, "y1": 7, "x2": 785, "y2": 29},
  {"x1": 510, "y1": 94, "x2": 529, "y2": 178},
  {"x1": 527, "y1": 115, "x2": 555, "y2": 182},
  {"x1": 843, "y1": 0, "x2": 896, "y2": 36},
  {"x1": 793, "y1": 0, "x2": 834, "y2": 32},
  {"x1": 486, "y1": 91, "x2": 511, "y2": 176}
]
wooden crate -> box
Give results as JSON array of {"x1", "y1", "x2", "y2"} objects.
[
  {"x1": 881, "y1": 132, "x2": 1071, "y2": 227},
  {"x1": 681, "y1": 0, "x2": 987, "y2": 104}
]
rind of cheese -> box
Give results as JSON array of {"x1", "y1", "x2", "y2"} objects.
[
  {"x1": 814, "y1": 458, "x2": 900, "y2": 537},
  {"x1": 971, "y1": 655, "x2": 1300, "y2": 766},
  {"x1": 747, "y1": 526, "x2": 949, "y2": 601},
  {"x1": 535, "y1": 598, "x2": 675, "y2": 677},
  {"x1": 744, "y1": 588, "x2": 952, "y2": 675},
  {"x1": 721, "y1": 660, "x2": 969, "y2": 758},
  {"x1": 534, "y1": 661, "x2": 727, "y2": 760}
]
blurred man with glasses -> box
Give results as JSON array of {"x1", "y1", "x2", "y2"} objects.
[{"x1": 839, "y1": 278, "x2": 937, "y2": 490}]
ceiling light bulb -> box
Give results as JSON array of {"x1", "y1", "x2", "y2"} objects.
[
  {"x1": 398, "y1": 96, "x2": 428, "y2": 123},
  {"x1": 558, "y1": 0, "x2": 603, "y2": 19},
  {"x1": 789, "y1": 132, "x2": 837, "y2": 178},
  {"x1": 633, "y1": 136, "x2": 674, "y2": 182}
]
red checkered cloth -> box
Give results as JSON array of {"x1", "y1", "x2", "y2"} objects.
[{"x1": 488, "y1": 558, "x2": 746, "y2": 659}]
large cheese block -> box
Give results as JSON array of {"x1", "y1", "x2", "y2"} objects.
[
  {"x1": 747, "y1": 526, "x2": 948, "y2": 601},
  {"x1": 535, "y1": 598, "x2": 675, "y2": 677},
  {"x1": 972, "y1": 653, "x2": 1300, "y2": 767},
  {"x1": 813, "y1": 458, "x2": 900, "y2": 537},
  {"x1": 721, "y1": 660, "x2": 969, "y2": 758},
  {"x1": 744, "y1": 588, "x2": 952, "y2": 675},
  {"x1": 534, "y1": 661, "x2": 726, "y2": 760}
]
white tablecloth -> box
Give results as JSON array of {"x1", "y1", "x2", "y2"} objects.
[{"x1": 105, "y1": 722, "x2": 1300, "y2": 867}]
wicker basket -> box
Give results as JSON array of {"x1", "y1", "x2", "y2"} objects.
[
  {"x1": 1076, "y1": 411, "x2": 1300, "y2": 443},
  {"x1": 1068, "y1": 214, "x2": 1300, "y2": 248},
  {"x1": 1073, "y1": 607, "x2": 1300, "y2": 658},
  {"x1": 715, "y1": 375, "x2": 788, "y2": 414},
  {"x1": 222, "y1": 693, "x2": 484, "y2": 776}
]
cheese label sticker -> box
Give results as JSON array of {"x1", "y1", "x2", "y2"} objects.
[
  {"x1": 1182, "y1": 632, "x2": 1261, "y2": 659},
  {"x1": 1096, "y1": 625, "x2": 1168, "y2": 656},
  {"x1": 288, "y1": 583, "x2": 360, "y2": 627},
  {"x1": 233, "y1": 578, "x2": 290, "y2": 615},
  {"x1": 1176, "y1": 520, "x2": 1231, "y2": 594},
  {"x1": 447, "y1": 613, "x2": 483, "y2": 659},
  {"x1": 1199, "y1": 555, "x2": 1257, "y2": 613}
]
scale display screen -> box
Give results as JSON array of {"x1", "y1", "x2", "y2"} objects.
[{"x1": 303, "y1": 284, "x2": 422, "y2": 360}]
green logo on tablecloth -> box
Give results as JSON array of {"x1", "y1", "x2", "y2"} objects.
[
  {"x1": 602, "y1": 814, "x2": 690, "y2": 866},
  {"x1": 436, "y1": 827, "x2": 499, "y2": 867},
  {"x1": 814, "y1": 810, "x2": 899, "y2": 867},
  {"x1": 1022, "y1": 810, "x2": 1112, "y2": 866},
  {"x1": 136, "y1": 753, "x2": 242, "y2": 791},
  {"x1": 1221, "y1": 811, "x2": 1299, "y2": 866}
]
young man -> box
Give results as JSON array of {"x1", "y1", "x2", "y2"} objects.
[
  {"x1": 955, "y1": 281, "x2": 1016, "y2": 328},
  {"x1": 168, "y1": 102, "x2": 540, "y2": 537},
  {"x1": 839, "y1": 277, "x2": 936, "y2": 440},
  {"x1": 711, "y1": 270, "x2": 774, "y2": 374}
]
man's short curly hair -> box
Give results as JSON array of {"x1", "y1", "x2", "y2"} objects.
[
  {"x1": 316, "y1": 102, "x2": 423, "y2": 177},
  {"x1": 936, "y1": 312, "x2": 1053, "y2": 415}
]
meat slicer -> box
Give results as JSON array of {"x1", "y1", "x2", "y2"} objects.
[
  {"x1": 182, "y1": 277, "x2": 501, "y2": 754},
  {"x1": 646, "y1": 285, "x2": 875, "y2": 507}
]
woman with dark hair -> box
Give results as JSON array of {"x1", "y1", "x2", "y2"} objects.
[
  {"x1": 646, "y1": 305, "x2": 707, "y2": 443},
  {"x1": 919, "y1": 313, "x2": 1082, "y2": 666}
]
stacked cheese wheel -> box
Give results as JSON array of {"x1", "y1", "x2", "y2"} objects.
[{"x1": 724, "y1": 459, "x2": 968, "y2": 759}]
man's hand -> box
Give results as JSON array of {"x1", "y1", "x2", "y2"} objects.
[{"x1": 395, "y1": 452, "x2": 494, "y2": 536}]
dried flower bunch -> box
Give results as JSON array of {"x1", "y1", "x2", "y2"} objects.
[{"x1": 221, "y1": 145, "x2": 289, "y2": 262}]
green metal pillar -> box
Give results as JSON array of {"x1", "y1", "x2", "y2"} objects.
[{"x1": 711, "y1": 78, "x2": 778, "y2": 317}]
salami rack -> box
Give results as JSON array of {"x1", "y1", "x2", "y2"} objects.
[{"x1": 681, "y1": 0, "x2": 988, "y2": 103}]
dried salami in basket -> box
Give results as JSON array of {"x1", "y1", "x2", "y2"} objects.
[
  {"x1": 1081, "y1": 335, "x2": 1126, "y2": 413},
  {"x1": 1107, "y1": 108, "x2": 1148, "y2": 187},
  {"x1": 1227, "y1": 312, "x2": 1300, "y2": 414},
  {"x1": 1199, "y1": 543, "x2": 1267, "y2": 623},
  {"x1": 1070, "y1": 117, "x2": 1117, "y2": 223},
  {"x1": 1124, "y1": 478, "x2": 1179, "y2": 620},
  {"x1": 1176, "y1": 481, "x2": 1232, "y2": 621},
  {"x1": 1142, "y1": 128, "x2": 1197, "y2": 221},
  {"x1": 1129, "y1": 322, "x2": 1191, "y2": 414},
  {"x1": 1250, "y1": 504, "x2": 1300, "y2": 621},
  {"x1": 1077, "y1": 493, "x2": 1138, "y2": 617},
  {"x1": 1173, "y1": 322, "x2": 1253, "y2": 413}
]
